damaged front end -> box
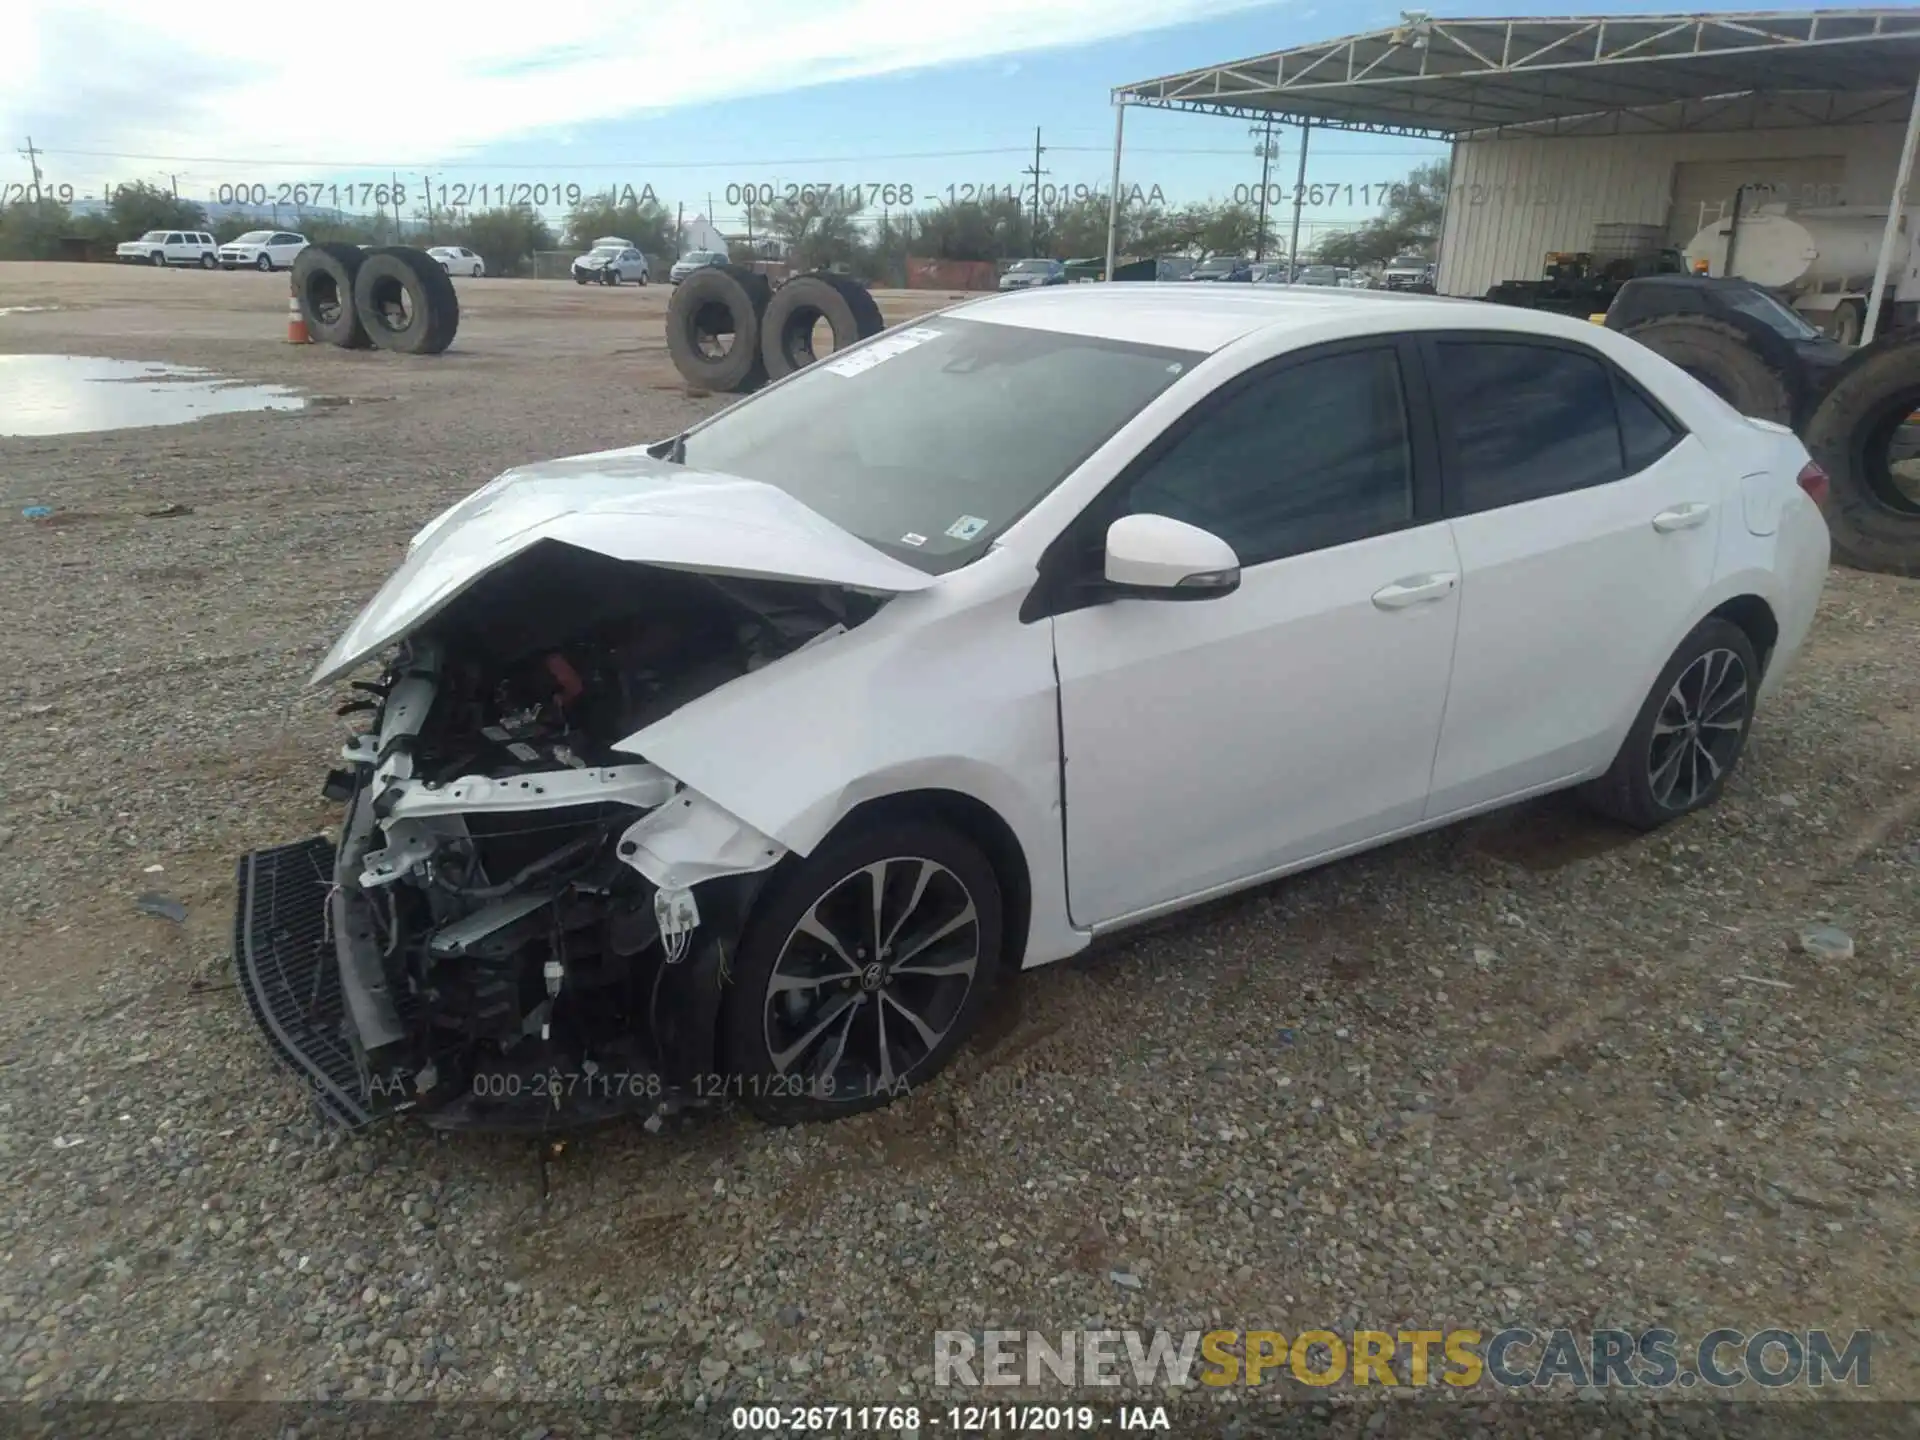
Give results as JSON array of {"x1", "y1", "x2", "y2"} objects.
[{"x1": 236, "y1": 539, "x2": 879, "y2": 1130}]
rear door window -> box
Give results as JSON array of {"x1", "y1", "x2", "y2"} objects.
[{"x1": 1427, "y1": 339, "x2": 1625, "y2": 514}]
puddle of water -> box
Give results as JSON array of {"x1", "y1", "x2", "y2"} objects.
[{"x1": 0, "y1": 355, "x2": 306, "y2": 436}]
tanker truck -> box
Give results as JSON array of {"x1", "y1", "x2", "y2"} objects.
[{"x1": 1684, "y1": 203, "x2": 1920, "y2": 344}]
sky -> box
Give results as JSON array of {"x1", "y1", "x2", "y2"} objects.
[{"x1": 6, "y1": 0, "x2": 1778, "y2": 236}]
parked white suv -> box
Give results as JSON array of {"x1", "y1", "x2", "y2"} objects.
[
  {"x1": 117, "y1": 230, "x2": 219, "y2": 268},
  {"x1": 218, "y1": 231, "x2": 309, "y2": 271}
]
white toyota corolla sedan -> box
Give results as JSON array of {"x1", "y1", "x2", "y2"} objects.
[{"x1": 236, "y1": 286, "x2": 1830, "y2": 1133}]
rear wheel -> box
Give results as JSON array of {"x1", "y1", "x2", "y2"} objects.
[
  {"x1": 1579, "y1": 618, "x2": 1759, "y2": 831},
  {"x1": 199, "y1": 253, "x2": 216, "y2": 270},
  {"x1": 722, "y1": 820, "x2": 1001, "y2": 1124}
]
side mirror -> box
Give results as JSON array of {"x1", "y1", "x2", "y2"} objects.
[{"x1": 1103, "y1": 514, "x2": 1241, "y2": 598}]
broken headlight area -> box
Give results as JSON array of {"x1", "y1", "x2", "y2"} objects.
[{"x1": 236, "y1": 543, "x2": 874, "y2": 1131}]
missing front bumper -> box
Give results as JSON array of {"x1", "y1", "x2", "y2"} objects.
[
  {"x1": 233, "y1": 836, "x2": 377, "y2": 1127},
  {"x1": 234, "y1": 835, "x2": 729, "y2": 1133}
]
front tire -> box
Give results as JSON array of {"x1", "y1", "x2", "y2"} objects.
[
  {"x1": 722, "y1": 820, "x2": 1001, "y2": 1124},
  {"x1": 1579, "y1": 617, "x2": 1759, "y2": 831},
  {"x1": 257, "y1": 254, "x2": 273, "y2": 272}
]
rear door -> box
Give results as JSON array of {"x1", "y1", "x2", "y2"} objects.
[{"x1": 1418, "y1": 333, "x2": 1718, "y2": 817}]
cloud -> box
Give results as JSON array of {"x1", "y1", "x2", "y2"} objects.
[{"x1": 7, "y1": 0, "x2": 1274, "y2": 182}]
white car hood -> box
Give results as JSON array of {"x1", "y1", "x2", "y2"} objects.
[{"x1": 311, "y1": 448, "x2": 936, "y2": 685}]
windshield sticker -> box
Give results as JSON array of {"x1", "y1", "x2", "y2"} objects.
[
  {"x1": 900, "y1": 532, "x2": 928, "y2": 547},
  {"x1": 823, "y1": 327, "x2": 945, "y2": 378},
  {"x1": 945, "y1": 515, "x2": 989, "y2": 541}
]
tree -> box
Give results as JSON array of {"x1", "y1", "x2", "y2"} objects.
[
  {"x1": 1040, "y1": 194, "x2": 1118, "y2": 259},
  {"x1": 1311, "y1": 160, "x2": 1449, "y2": 267},
  {"x1": 445, "y1": 206, "x2": 555, "y2": 277},
  {"x1": 1198, "y1": 202, "x2": 1263, "y2": 259},
  {"x1": 107, "y1": 181, "x2": 208, "y2": 237},
  {"x1": 0, "y1": 197, "x2": 81, "y2": 260},
  {"x1": 764, "y1": 189, "x2": 867, "y2": 271},
  {"x1": 563, "y1": 194, "x2": 674, "y2": 257},
  {"x1": 910, "y1": 196, "x2": 1029, "y2": 262}
]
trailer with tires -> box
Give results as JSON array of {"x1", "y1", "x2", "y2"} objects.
[{"x1": 1682, "y1": 204, "x2": 1920, "y2": 345}]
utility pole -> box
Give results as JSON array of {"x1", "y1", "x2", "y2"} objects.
[
  {"x1": 423, "y1": 173, "x2": 434, "y2": 237},
  {"x1": 1023, "y1": 127, "x2": 1048, "y2": 251},
  {"x1": 19, "y1": 137, "x2": 43, "y2": 201},
  {"x1": 170, "y1": 174, "x2": 179, "y2": 199},
  {"x1": 1287, "y1": 120, "x2": 1313, "y2": 278},
  {"x1": 1251, "y1": 117, "x2": 1277, "y2": 261},
  {"x1": 676, "y1": 201, "x2": 684, "y2": 259}
]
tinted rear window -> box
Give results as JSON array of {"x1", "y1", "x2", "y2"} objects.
[{"x1": 1432, "y1": 341, "x2": 1623, "y2": 512}]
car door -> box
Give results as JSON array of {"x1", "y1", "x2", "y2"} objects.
[
  {"x1": 1047, "y1": 339, "x2": 1463, "y2": 927},
  {"x1": 164, "y1": 233, "x2": 185, "y2": 262},
  {"x1": 1418, "y1": 333, "x2": 1720, "y2": 817}
]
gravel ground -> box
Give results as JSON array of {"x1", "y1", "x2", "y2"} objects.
[{"x1": 0, "y1": 263, "x2": 1915, "y2": 1428}]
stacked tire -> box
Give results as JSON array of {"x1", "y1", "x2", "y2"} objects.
[
  {"x1": 1619, "y1": 309, "x2": 1920, "y2": 576},
  {"x1": 292, "y1": 244, "x2": 460, "y2": 355},
  {"x1": 665, "y1": 268, "x2": 885, "y2": 393},
  {"x1": 1801, "y1": 328, "x2": 1920, "y2": 577},
  {"x1": 1618, "y1": 313, "x2": 1805, "y2": 429}
]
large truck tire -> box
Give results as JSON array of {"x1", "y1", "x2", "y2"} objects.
[
  {"x1": 1801, "y1": 326, "x2": 1920, "y2": 576},
  {"x1": 1621, "y1": 314, "x2": 1801, "y2": 427},
  {"x1": 759, "y1": 273, "x2": 885, "y2": 380},
  {"x1": 293, "y1": 243, "x2": 373, "y2": 349},
  {"x1": 667, "y1": 264, "x2": 771, "y2": 392},
  {"x1": 352, "y1": 247, "x2": 460, "y2": 355}
]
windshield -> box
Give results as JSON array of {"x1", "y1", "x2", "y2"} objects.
[
  {"x1": 1010, "y1": 260, "x2": 1052, "y2": 273},
  {"x1": 1299, "y1": 266, "x2": 1337, "y2": 281},
  {"x1": 1721, "y1": 287, "x2": 1822, "y2": 341},
  {"x1": 138, "y1": 230, "x2": 167, "y2": 241},
  {"x1": 234, "y1": 231, "x2": 273, "y2": 243},
  {"x1": 674, "y1": 317, "x2": 1201, "y2": 573},
  {"x1": 589, "y1": 245, "x2": 621, "y2": 256}
]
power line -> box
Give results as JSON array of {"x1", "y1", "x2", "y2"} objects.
[
  {"x1": 33, "y1": 141, "x2": 1444, "y2": 168},
  {"x1": 34, "y1": 145, "x2": 1039, "y2": 170}
]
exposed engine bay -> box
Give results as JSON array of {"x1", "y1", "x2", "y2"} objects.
[{"x1": 241, "y1": 540, "x2": 884, "y2": 1130}]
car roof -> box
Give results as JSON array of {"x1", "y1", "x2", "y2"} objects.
[{"x1": 945, "y1": 284, "x2": 1554, "y2": 353}]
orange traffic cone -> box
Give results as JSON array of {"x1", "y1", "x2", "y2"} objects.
[{"x1": 286, "y1": 276, "x2": 310, "y2": 345}]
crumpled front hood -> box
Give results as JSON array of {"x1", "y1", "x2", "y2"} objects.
[{"x1": 310, "y1": 447, "x2": 937, "y2": 685}]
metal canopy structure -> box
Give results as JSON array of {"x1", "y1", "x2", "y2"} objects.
[
  {"x1": 1111, "y1": 9, "x2": 1920, "y2": 139},
  {"x1": 1099, "y1": 9, "x2": 1920, "y2": 341}
]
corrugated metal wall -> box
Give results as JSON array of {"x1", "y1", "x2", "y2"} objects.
[{"x1": 1437, "y1": 122, "x2": 1911, "y2": 296}]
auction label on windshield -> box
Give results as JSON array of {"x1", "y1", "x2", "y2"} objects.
[{"x1": 823, "y1": 327, "x2": 945, "y2": 378}]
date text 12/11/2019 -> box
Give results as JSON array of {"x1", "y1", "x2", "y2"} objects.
[{"x1": 202, "y1": 181, "x2": 663, "y2": 212}]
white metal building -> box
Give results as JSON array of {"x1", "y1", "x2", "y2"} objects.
[{"x1": 1105, "y1": 9, "x2": 1920, "y2": 340}]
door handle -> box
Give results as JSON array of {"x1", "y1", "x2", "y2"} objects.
[
  {"x1": 1652, "y1": 502, "x2": 1711, "y2": 532},
  {"x1": 1371, "y1": 572, "x2": 1458, "y2": 610}
]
